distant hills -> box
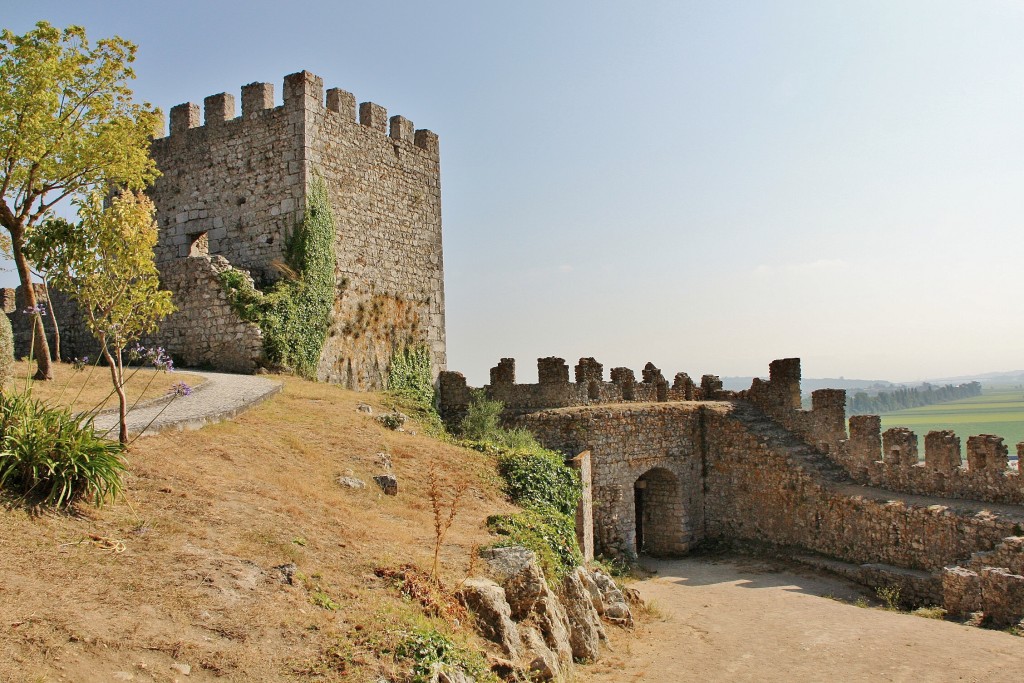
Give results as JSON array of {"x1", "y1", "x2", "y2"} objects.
[{"x1": 720, "y1": 371, "x2": 1024, "y2": 397}]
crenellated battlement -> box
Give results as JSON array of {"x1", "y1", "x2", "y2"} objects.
[
  {"x1": 843, "y1": 417, "x2": 1024, "y2": 505},
  {"x1": 155, "y1": 70, "x2": 439, "y2": 154},
  {"x1": 438, "y1": 355, "x2": 740, "y2": 426}
]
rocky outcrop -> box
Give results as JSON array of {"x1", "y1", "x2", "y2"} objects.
[{"x1": 461, "y1": 547, "x2": 635, "y2": 681}]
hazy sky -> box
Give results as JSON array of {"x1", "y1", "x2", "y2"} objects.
[{"x1": 5, "y1": 1, "x2": 1023, "y2": 385}]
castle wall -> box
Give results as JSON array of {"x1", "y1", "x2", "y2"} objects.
[{"x1": 147, "y1": 256, "x2": 264, "y2": 372}]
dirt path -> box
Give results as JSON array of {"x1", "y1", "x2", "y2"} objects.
[{"x1": 584, "y1": 557, "x2": 1023, "y2": 683}]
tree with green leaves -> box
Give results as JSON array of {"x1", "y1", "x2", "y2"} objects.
[
  {"x1": 0, "y1": 21, "x2": 160, "y2": 379},
  {"x1": 30, "y1": 190, "x2": 174, "y2": 443}
]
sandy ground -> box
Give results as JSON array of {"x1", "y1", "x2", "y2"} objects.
[{"x1": 584, "y1": 557, "x2": 1024, "y2": 683}]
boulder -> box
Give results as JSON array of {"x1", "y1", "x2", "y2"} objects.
[
  {"x1": 519, "y1": 624, "x2": 561, "y2": 681},
  {"x1": 480, "y1": 547, "x2": 547, "y2": 620},
  {"x1": 590, "y1": 568, "x2": 634, "y2": 627},
  {"x1": 559, "y1": 566, "x2": 606, "y2": 661},
  {"x1": 457, "y1": 578, "x2": 521, "y2": 660},
  {"x1": 373, "y1": 474, "x2": 398, "y2": 496}
]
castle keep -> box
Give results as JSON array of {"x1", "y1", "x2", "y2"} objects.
[{"x1": 151, "y1": 70, "x2": 446, "y2": 386}]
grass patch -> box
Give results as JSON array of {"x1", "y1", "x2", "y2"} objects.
[{"x1": 9, "y1": 360, "x2": 205, "y2": 415}]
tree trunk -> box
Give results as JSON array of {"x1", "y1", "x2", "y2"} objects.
[
  {"x1": 101, "y1": 341, "x2": 128, "y2": 444},
  {"x1": 41, "y1": 277, "x2": 60, "y2": 362},
  {"x1": 10, "y1": 235, "x2": 52, "y2": 380}
]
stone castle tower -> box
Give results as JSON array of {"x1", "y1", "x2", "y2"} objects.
[{"x1": 145, "y1": 70, "x2": 446, "y2": 387}]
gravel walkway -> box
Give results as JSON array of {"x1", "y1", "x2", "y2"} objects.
[{"x1": 91, "y1": 371, "x2": 283, "y2": 438}]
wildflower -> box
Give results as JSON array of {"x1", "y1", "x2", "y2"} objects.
[
  {"x1": 71, "y1": 356, "x2": 89, "y2": 371},
  {"x1": 167, "y1": 382, "x2": 192, "y2": 397},
  {"x1": 21, "y1": 304, "x2": 46, "y2": 317}
]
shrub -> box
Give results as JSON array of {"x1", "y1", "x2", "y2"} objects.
[
  {"x1": 487, "y1": 508, "x2": 583, "y2": 582},
  {"x1": 497, "y1": 448, "x2": 581, "y2": 517},
  {"x1": 394, "y1": 628, "x2": 498, "y2": 683},
  {"x1": 388, "y1": 345, "x2": 435, "y2": 411},
  {"x1": 459, "y1": 390, "x2": 502, "y2": 441},
  {"x1": 0, "y1": 390, "x2": 125, "y2": 507}
]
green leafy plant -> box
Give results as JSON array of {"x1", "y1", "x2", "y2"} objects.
[
  {"x1": 388, "y1": 345, "x2": 435, "y2": 410},
  {"x1": 487, "y1": 508, "x2": 582, "y2": 582},
  {"x1": 0, "y1": 389, "x2": 126, "y2": 507},
  {"x1": 876, "y1": 584, "x2": 901, "y2": 611},
  {"x1": 497, "y1": 448, "x2": 580, "y2": 517},
  {"x1": 394, "y1": 628, "x2": 497, "y2": 683},
  {"x1": 220, "y1": 176, "x2": 335, "y2": 378},
  {"x1": 457, "y1": 391, "x2": 584, "y2": 583},
  {"x1": 310, "y1": 589, "x2": 340, "y2": 611}
]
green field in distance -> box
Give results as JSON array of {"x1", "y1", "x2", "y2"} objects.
[{"x1": 877, "y1": 385, "x2": 1024, "y2": 457}]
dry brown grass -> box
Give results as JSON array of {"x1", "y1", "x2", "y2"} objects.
[
  {"x1": 8, "y1": 360, "x2": 207, "y2": 414},
  {"x1": 0, "y1": 376, "x2": 516, "y2": 682}
]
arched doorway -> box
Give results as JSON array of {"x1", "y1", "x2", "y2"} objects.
[{"x1": 633, "y1": 468, "x2": 688, "y2": 557}]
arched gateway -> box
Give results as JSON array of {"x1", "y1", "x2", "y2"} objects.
[{"x1": 633, "y1": 467, "x2": 690, "y2": 557}]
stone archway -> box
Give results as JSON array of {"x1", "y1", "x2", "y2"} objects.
[{"x1": 634, "y1": 467, "x2": 689, "y2": 557}]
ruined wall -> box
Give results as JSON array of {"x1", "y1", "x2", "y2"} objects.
[
  {"x1": 520, "y1": 403, "x2": 707, "y2": 560},
  {"x1": 3, "y1": 285, "x2": 97, "y2": 361},
  {"x1": 146, "y1": 256, "x2": 264, "y2": 372},
  {"x1": 145, "y1": 71, "x2": 445, "y2": 383},
  {"x1": 3, "y1": 258, "x2": 263, "y2": 373}
]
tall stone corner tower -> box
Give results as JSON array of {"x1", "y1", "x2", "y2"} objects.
[{"x1": 147, "y1": 70, "x2": 446, "y2": 389}]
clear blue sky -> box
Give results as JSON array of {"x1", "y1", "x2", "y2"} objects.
[{"x1": 5, "y1": 1, "x2": 1023, "y2": 384}]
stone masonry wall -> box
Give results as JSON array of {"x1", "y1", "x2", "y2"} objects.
[
  {"x1": 520, "y1": 403, "x2": 707, "y2": 560},
  {"x1": 147, "y1": 71, "x2": 445, "y2": 385},
  {"x1": 146, "y1": 256, "x2": 264, "y2": 372},
  {"x1": 3, "y1": 258, "x2": 263, "y2": 373}
]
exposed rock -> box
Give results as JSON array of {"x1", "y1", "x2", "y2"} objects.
[
  {"x1": 376, "y1": 452, "x2": 393, "y2": 470},
  {"x1": 274, "y1": 563, "x2": 297, "y2": 585},
  {"x1": 456, "y1": 578, "x2": 521, "y2": 660},
  {"x1": 373, "y1": 474, "x2": 398, "y2": 496},
  {"x1": 559, "y1": 566, "x2": 607, "y2": 660},
  {"x1": 532, "y1": 589, "x2": 573, "y2": 665},
  {"x1": 337, "y1": 476, "x2": 366, "y2": 489},
  {"x1": 520, "y1": 624, "x2": 561, "y2": 681},
  {"x1": 590, "y1": 569, "x2": 634, "y2": 627},
  {"x1": 356, "y1": 403, "x2": 373, "y2": 414},
  {"x1": 432, "y1": 666, "x2": 474, "y2": 683},
  {"x1": 480, "y1": 546, "x2": 547, "y2": 620}
]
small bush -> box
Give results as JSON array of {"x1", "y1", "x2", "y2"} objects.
[
  {"x1": 876, "y1": 584, "x2": 901, "y2": 611},
  {"x1": 0, "y1": 390, "x2": 125, "y2": 507},
  {"x1": 497, "y1": 448, "x2": 581, "y2": 517},
  {"x1": 388, "y1": 345, "x2": 435, "y2": 410},
  {"x1": 395, "y1": 628, "x2": 498, "y2": 683},
  {"x1": 459, "y1": 390, "x2": 503, "y2": 441}
]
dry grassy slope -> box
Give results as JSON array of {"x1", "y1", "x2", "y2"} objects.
[{"x1": 0, "y1": 376, "x2": 518, "y2": 682}]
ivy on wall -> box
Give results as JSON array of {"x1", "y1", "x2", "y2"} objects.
[{"x1": 220, "y1": 176, "x2": 335, "y2": 378}]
